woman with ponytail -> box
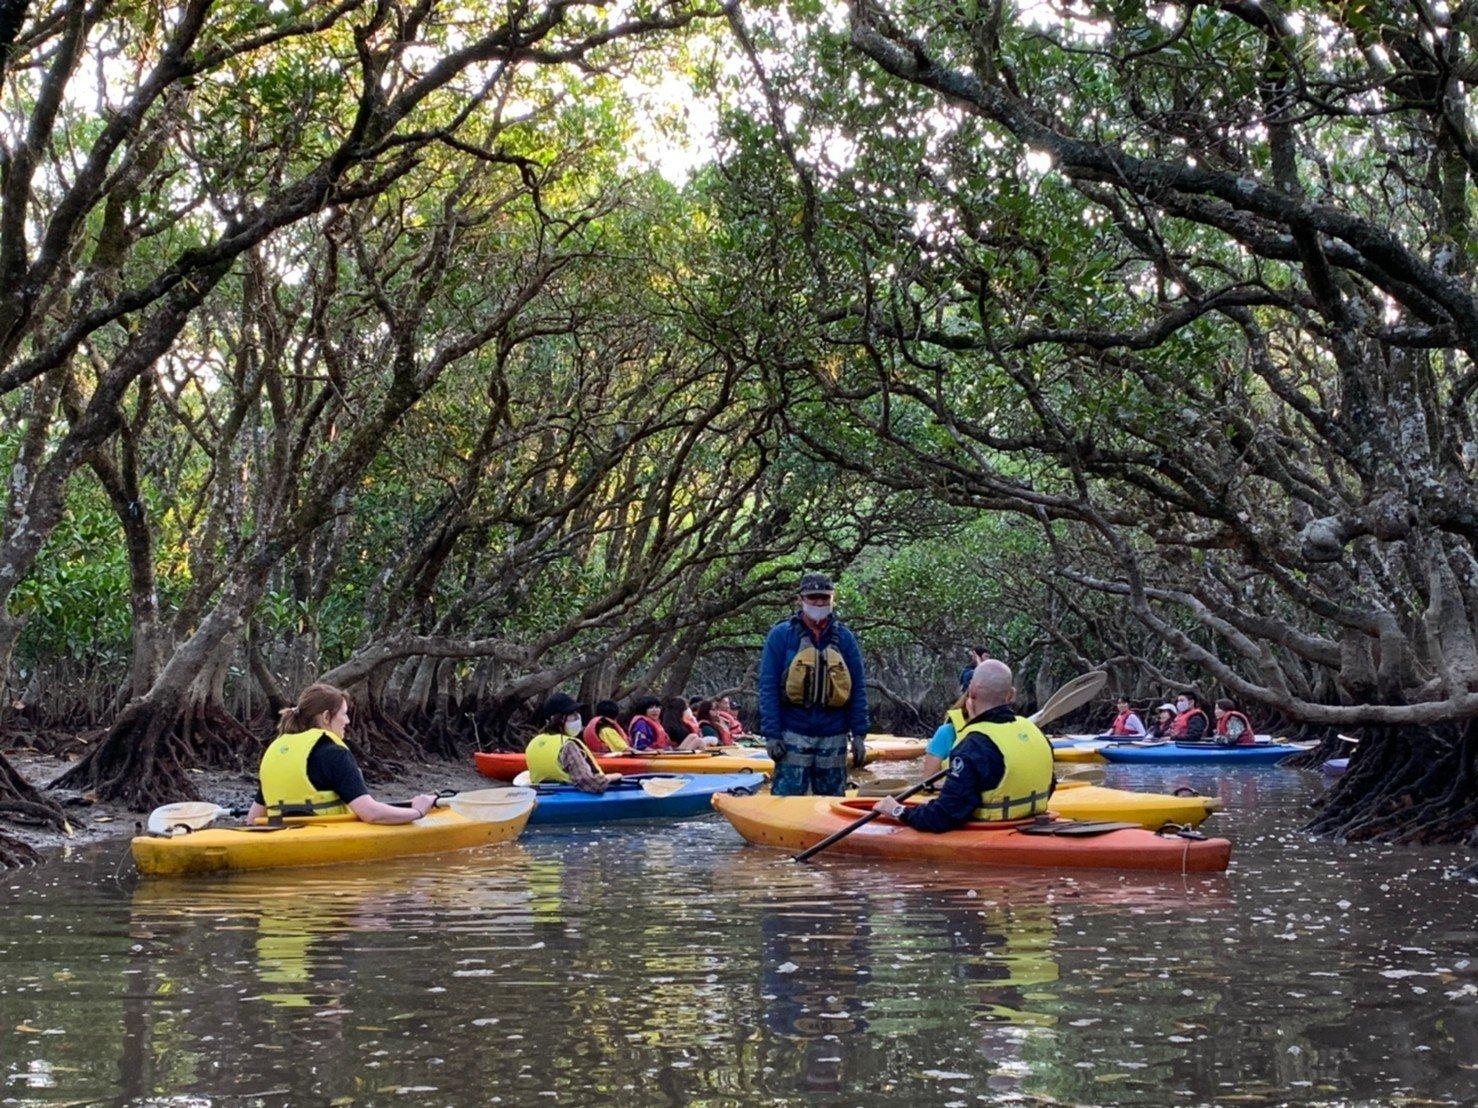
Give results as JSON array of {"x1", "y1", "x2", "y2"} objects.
[{"x1": 245, "y1": 683, "x2": 435, "y2": 825}]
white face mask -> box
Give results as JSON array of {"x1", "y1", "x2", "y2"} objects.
[
  {"x1": 1176, "y1": 699, "x2": 1189, "y2": 712},
  {"x1": 564, "y1": 717, "x2": 582, "y2": 736},
  {"x1": 801, "y1": 602, "x2": 832, "y2": 621}
]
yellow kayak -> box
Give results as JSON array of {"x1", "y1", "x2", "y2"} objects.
[
  {"x1": 864, "y1": 736, "x2": 928, "y2": 763},
  {"x1": 1051, "y1": 781, "x2": 1220, "y2": 829},
  {"x1": 1053, "y1": 742, "x2": 1107, "y2": 763},
  {"x1": 854, "y1": 780, "x2": 1218, "y2": 830},
  {"x1": 132, "y1": 796, "x2": 536, "y2": 877}
]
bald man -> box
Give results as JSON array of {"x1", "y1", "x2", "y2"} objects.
[{"x1": 875, "y1": 661, "x2": 1056, "y2": 832}]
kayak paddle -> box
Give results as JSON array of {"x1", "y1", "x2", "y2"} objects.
[
  {"x1": 511, "y1": 769, "x2": 687, "y2": 798},
  {"x1": 794, "y1": 669, "x2": 1108, "y2": 863}
]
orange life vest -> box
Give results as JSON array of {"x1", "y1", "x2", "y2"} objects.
[
  {"x1": 1110, "y1": 709, "x2": 1136, "y2": 736},
  {"x1": 630, "y1": 715, "x2": 671, "y2": 750},
  {"x1": 1215, "y1": 710, "x2": 1255, "y2": 745},
  {"x1": 1170, "y1": 708, "x2": 1209, "y2": 738},
  {"x1": 582, "y1": 716, "x2": 629, "y2": 754}
]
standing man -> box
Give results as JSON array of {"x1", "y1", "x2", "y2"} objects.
[{"x1": 759, "y1": 573, "x2": 870, "y2": 796}]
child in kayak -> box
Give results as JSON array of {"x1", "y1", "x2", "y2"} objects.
[
  {"x1": 246, "y1": 683, "x2": 435, "y2": 824},
  {"x1": 660, "y1": 696, "x2": 712, "y2": 750},
  {"x1": 921, "y1": 695, "x2": 968, "y2": 777},
  {"x1": 1103, "y1": 697, "x2": 1145, "y2": 738},
  {"x1": 627, "y1": 696, "x2": 671, "y2": 750},
  {"x1": 526, "y1": 693, "x2": 620, "y2": 793},
  {"x1": 1145, "y1": 703, "x2": 1177, "y2": 740},
  {"x1": 1212, "y1": 699, "x2": 1255, "y2": 746},
  {"x1": 582, "y1": 699, "x2": 631, "y2": 754},
  {"x1": 714, "y1": 696, "x2": 746, "y2": 737},
  {"x1": 694, "y1": 699, "x2": 734, "y2": 745}
]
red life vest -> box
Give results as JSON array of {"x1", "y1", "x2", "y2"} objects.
[
  {"x1": 582, "y1": 716, "x2": 628, "y2": 753},
  {"x1": 715, "y1": 709, "x2": 744, "y2": 736},
  {"x1": 1170, "y1": 708, "x2": 1209, "y2": 738},
  {"x1": 1110, "y1": 709, "x2": 1136, "y2": 736},
  {"x1": 630, "y1": 715, "x2": 671, "y2": 750},
  {"x1": 701, "y1": 718, "x2": 733, "y2": 745},
  {"x1": 1215, "y1": 710, "x2": 1255, "y2": 745}
]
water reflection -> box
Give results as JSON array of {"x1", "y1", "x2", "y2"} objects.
[{"x1": 0, "y1": 772, "x2": 1474, "y2": 1104}]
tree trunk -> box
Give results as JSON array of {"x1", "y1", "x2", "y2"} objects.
[
  {"x1": 0, "y1": 750, "x2": 65, "y2": 867},
  {"x1": 1307, "y1": 723, "x2": 1478, "y2": 845},
  {"x1": 51, "y1": 578, "x2": 264, "y2": 807}
]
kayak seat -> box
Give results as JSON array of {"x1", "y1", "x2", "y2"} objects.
[{"x1": 835, "y1": 798, "x2": 1036, "y2": 831}]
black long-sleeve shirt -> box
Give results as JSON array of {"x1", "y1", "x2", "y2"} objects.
[{"x1": 899, "y1": 705, "x2": 1054, "y2": 833}]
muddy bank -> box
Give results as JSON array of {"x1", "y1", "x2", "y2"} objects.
[{"x1": 1, "y1": 742, "x2": 494, "y2": 858}]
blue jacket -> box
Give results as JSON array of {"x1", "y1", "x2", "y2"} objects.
[{"x1": 759, "y1": 615, "x2": 869, "y2": 739}]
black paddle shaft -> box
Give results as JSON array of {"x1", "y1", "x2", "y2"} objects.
[{"x1": 793, "y1": 766, "x2": 950, "y2": 863}]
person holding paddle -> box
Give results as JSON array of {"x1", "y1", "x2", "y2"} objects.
[
  {"x1": 759, "y1": 572, "x2": 870, "y2": 797},
  {"x1": 525, "y1": 693, "x2": 621, "y2": 793},
  {"x1": 873, "y1": 661, "x2": 1054, "y2": 832},
  {"x1": 245, "y1": 683, "x2": 436, "y2": 825}
]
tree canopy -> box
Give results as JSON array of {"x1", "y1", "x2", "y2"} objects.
[{"x1": 3, "y1": 0, "x2": 1477, "y2": 856}]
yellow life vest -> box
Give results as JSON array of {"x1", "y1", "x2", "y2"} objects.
[
  {"x1": 259, "y1": 728, "x2": 350, "y2": 817},
  {"x1": 525, "y1": 732, "x2": 601, "y2": 785},
  {"x1": 597, "y1": 723, "x2": 630, "y2": 753},
  {"x1": 949, "y1": 714, "x2": 1055, "y2": 821},
  {"x1": 784, "y1": 643, "x2": 852, "y2": 709}
]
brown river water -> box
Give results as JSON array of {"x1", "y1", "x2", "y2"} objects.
[{"x1": 1, "y1": 765, "x2": 1475, "y2": 1105}]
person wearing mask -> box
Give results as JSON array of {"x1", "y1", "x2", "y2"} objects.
[
  {"x1": 582, "y1": 699, "x2": 631, "y2": 754},
  {"x1": 660, "y1": 696, "x2": 710, "y2": 751},
  {"x1": 1168, "y1": 692, "x2": 1210, "y2": 741},
  {"x1": 1144, "y1": 703, "x2": 1177, "y2": 740},
  {"x1": 874, "y1": 661, "x2": 1054, "y2": 832},
  {"x1": 247, "y1": 683, "x2": 435, "y2": 824},
  {"x1": 525, "y1": 692, "x2": 621, "y2": 793},
  {"x1": 1212, "y1": 699, "x2": 1255, "y2": 746},
  {"x1": 1103, "y1": 697, "x2": 1145, "y2": 738},
  {"x1": 759, "y1": 573, "x2": 870, "y2": 797},
  {"x1": 627, "y1": 696, "x2": 671, "y2": 750}
]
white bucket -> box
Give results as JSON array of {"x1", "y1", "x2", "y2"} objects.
[{"x1": 146, "y1": 802, "x2": 224, "y2": 836}]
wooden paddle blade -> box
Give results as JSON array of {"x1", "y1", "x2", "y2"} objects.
[
  {"x1": 1029, "y1": 671, "x2": 1108, "y2": 728},
  {"x1": 639, "y1": 776, "x2": 690, "y2": 798}
]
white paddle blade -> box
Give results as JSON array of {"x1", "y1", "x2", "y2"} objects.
[
  {"x1": 1030, "y1": 671, "x2": 1109, "y2": 728},
  {"x1": 146, "y1": 802, "x2": 226, "y2": 836},
  {"x1": 512, "y1": 770, "x2": 533, "y2": 787},
  {"x1": 639, "y1": 776, "x2": 690, "y2": 798},
  {"x1": 448, "y1": 786, "x2": 537, "y2": 822}
]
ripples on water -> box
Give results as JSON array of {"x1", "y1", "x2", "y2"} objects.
[{"x1": 0, "y1": 767, "x2": 1474, "y2": 1105}]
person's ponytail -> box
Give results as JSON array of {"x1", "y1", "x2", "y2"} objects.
[{"x1": 278, "y1": 683, "x2": 348, "y2": 735}]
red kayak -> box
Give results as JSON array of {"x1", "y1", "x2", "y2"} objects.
[{"x1": 474, "y1": 749, "x2": 773, "y2": 780}]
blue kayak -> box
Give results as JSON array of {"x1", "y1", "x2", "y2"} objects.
[
  {"x1": 526, "y1": 772, "x2": 766, "y2": 826},
  {"x1": 1099, "y1": 741, "x2": 1303, "y2": 766}
]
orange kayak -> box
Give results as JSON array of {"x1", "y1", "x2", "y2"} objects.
[
  {"x1": 711, "y1": 794, "x2": 1230, "y2": 872},
  {"x1": 474, "y1": 750, "x2": 773, "y2": 780}
]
